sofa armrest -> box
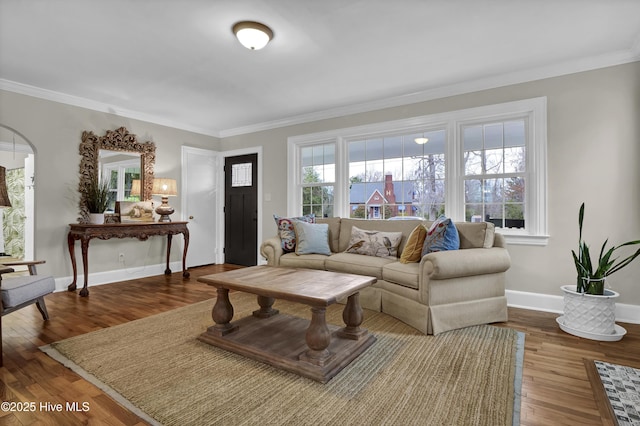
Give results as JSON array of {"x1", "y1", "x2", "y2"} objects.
[
  {"x1": 420, "y1": 247, "x2": 511, "y2": 280},
  {"x1": 260, "y1": 236, "x2": 284, "y2": 266}
]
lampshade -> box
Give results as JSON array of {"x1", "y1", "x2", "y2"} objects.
[
  {"x1": 152, "y1": 178, "x2": 177, "y2": 196},
  {"x1": 0, "y1": 166, "x2": 12, "y2": 208},
  {"x1": 233, "y1": 21, "x2": 273, "y2": 50},
  {"x1": 414, "y1": 137, "x2": 429, "y2": 145},
  {"x1": 130, "y1": 179, "x2": 141, "y2": 197}
]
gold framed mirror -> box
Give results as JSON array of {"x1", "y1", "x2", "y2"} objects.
[{"x1": 77, "y1": 127, "x2": 155, "y2": 223}]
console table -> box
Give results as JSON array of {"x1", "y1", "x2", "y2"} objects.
[{"x1": 67, "y1": 221, "x2": 190, "y2": 297}]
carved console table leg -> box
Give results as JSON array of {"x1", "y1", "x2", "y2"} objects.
[
  {"x1": 208, "y1": 288, "x2": 238, "y2": 336},
  {"x1": 182, "y1": 229, "x2": 190, "y2": 278},
  {"x1": 79, "y1": 238, "x2": 90, "y2": 297},
  {"x1": 337, "y1": 292, "x2": 367, "y2": 340},
  {"x1": 67, "y1": 232, "x2": 78, "y2": 292},
  {"x1": 300, "y1": 307, "x2": 332, "y2": 366},
  {"x1": 165, "y1": 234, "x2": 173, "y2": 275}
]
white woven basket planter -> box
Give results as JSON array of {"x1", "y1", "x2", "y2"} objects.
[{"x1": 557, "y1": 285, "x2": 626, "y2": 341}]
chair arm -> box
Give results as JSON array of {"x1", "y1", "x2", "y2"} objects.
[
  {"x1": 0, "y1": 266, "x2": 15, "y2": 276},
  {"x1": 260, "y1": 237, "x2": 283, "y2": 266},
  {"x1": 0, "y1": 260, "x2": 45, "y2": 275}
]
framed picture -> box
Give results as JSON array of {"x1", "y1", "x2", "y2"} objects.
[{"x1": 116, "y1": 201, "x2": 155, "y2": 222}]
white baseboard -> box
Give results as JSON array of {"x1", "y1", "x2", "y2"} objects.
[
  {"x1": 506, "y1": 289, "x2": 640, "y2": 325},
  {"x1": 53, "y1": 261, "x2": 184, "y2": 293}
]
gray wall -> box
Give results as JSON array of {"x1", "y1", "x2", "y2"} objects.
[
  {"x1": 221, "y1": 62, "x2": 640, "y2": 305},
  {"x1": 0, "y1": 90, "x2": 220, "y2": 279}
]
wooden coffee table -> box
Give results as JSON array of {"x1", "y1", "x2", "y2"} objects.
[{"x1": 197, "y1": 266, "x2": 377, "y2": 383}]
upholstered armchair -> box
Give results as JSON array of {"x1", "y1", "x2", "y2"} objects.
[{"x1": 0, "y1": 260, "x2": 55, "y2": 366}]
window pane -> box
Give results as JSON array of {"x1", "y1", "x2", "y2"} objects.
[
  {"x1": 465, "y1": 179, "x2": 482, "y2": 203},
  {"x1": 465, "y1": 151, "x2": 482, "y2": 175},
  {"x1": 505, "y1": 177, "x2": 525, "y2": 202},
  {"x1": 367, "y1": 138, "x2": 383, "y2": 161},
  {"x1": 504, "y1": 120, "x2": 525, "y2": 147},
  {"x1": 301, "y1": 146, "x2": 313, "y2": 167},
  {"x1": 484, "y1": 149, "x2": 503, "y2": 174},
  {"x1": 463, "y1": 126, "x2": 483, "y2": 151},
  {"x1": 366, "y1": 159, "x2": 384, "y2": 182},
  {"x1": 505, "y1": 146, "x2": 525, "y2": 173},
  {"x1": 483, "y1": 178, "x2": 503, "y2": 203},
  {"x1": 484, "y1": 123, "x2": 503, "y2": 149}
]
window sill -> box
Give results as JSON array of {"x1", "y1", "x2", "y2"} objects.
[{"x1": 499, "y1": 232, "x2": 550, "y2": 246}]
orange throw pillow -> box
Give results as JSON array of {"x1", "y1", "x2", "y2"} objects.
[{"x1": 399, "y1": 224, "x2": 427, "y2": 264}]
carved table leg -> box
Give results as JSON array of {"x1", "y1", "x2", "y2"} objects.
[
  {"x1": 67, "y1": 232, "x2": 78, "y2": 292},
  {"x1": 253, "y1": 295, "x2": 279, "y2": 318},
  {"x1": 182, "y1": 229, "x2": 190, "y2": 278},
  {"x1": 207, "y1": 288, "x2": 238, "y2": 336},
  {"x1": 299, "y1": 307, "x2": 332, "y2": 366},
  {"x1": 337, "y1": 292, "x2": 368, "y2": 340},
  {"x1": 79, "y1": 238, "x2": 90, "y2": 297},
  {"x1": 165, "y1": 234, "x2": 173, "y2": 275}
]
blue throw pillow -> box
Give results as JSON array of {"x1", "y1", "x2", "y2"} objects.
[
  {"x1": 293, "y1": 221, "x2": 331, "y2": 256},
  {"x1": 421, "y1": 215, "x2": 460, "y2": 255}
]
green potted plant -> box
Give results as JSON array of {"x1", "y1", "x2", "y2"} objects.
[
  {"x1": 558, "y1": 202, "x2": 640, "y2": 340},
  {"x1": 84, "y1": 176, "x2": 111, "y2": 224}
]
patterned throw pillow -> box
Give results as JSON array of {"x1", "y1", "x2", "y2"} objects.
[
  {"x1": 293, "y1": 221, "x2": 331, "y2": 256},
  {"x1": 421, "y1": 215, "x2": 460, "y2": 256},
  {"x1": 274, "y1": 214, "x2": 315, "y2": 253},
  {"x1": 345, "y1": 226, "x2": 403, "y2": 259},
  {"x1": 399, "y1": 224, "x2": 428, "y2": 264}
]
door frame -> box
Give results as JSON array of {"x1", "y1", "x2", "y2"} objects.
[{"x1": 217, "y1": 146, "x2": 263, "y2": 265}]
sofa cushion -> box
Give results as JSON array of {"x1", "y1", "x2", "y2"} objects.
[
  {"x1": 337, "y1": 218, "x2": 422, "y2": 253},
  {"x1": 279, "y1": 252, "x2": 328, "y2": 270},
  {"x1": 399, "y1": 224, "x2": 427, "y2": 264},
  {"x1": 456, "y1": 222, "x2": 496, "y2": 249},
  {"x1": 293, "y1": 221, "x2": 331, "y2": 255},
  {"x1": 274, "y1": 214, "x2": 314, "y2": 253},
  {"x1": 422, "y1": 215, "x2": 460, "y2": 255},
  {"x1": 382, "y1": 262, "x2": 420, "y2": 290},
  {"x1": 345, "y1": 226, "x2": 402, "y2": 259},
  {"x1": 316, "y1": 217, "x2": 341, "y2": 253},
  {"x1": 325, "y1": 252, "x2": 394, "y2": 280}
]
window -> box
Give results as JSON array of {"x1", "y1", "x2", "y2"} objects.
[
  {"x1": 348, "y1": 129, "x2": 446, "y2": 220},
  {"x1": 463, "y1": 120, "x2": 526, "y2": 229},
  {"x1": 288, "y1": 97, "x2": 548, "y2": 245},
  {"x1": 300, "y1": 143, "x2": 335, "y2": 218}
]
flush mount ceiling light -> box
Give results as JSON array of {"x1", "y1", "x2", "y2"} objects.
[
  {"x1": 414, "y1": 137, "x2": 429, "y2": 144},
  {"x1": 233, "y1": 21, "x2": 273, "y2": 50}
]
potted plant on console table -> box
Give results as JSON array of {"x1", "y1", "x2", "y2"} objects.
[
  {"x1": 557, "y1": 202, "x2": 640, "y2": 341},
  {"x1": 83, "y1": 176, "x2": 111, "y2": 225}
]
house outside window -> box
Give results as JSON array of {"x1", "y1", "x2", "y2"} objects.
[{"x1": 288, "y1": 97, "x2": 548, "y2": 245}]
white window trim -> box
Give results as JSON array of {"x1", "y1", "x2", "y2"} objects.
[{"x1": 288, "y1": 97, "x2": 548, "y2": 246}]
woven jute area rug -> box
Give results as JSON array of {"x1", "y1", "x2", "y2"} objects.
[{"x1": 42, "y1": 292, "x2": 524, "y2": 426}]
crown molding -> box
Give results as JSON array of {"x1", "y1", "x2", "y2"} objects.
[
  {"x1": 2, "y1": 49, "x2": 638, "y2": 140},
  {"x1": 0, "y1": 79, "x2": 222, "y2": 138},
  {"x1": 220, "y1": 49, "x2": 639, "y2": 137}
]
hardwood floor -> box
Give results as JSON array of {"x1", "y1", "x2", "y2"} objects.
[{"x1": 1, "y1": 263, "x2": 638, "y2": 425}]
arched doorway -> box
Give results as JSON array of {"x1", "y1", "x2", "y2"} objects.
[{"x1": 0, "y1": 124, "x2": 35, "y2": 260}]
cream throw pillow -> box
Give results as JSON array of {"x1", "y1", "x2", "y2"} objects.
[{"x1": 345, "y1": 226, "x2": 402, "y2": 259}]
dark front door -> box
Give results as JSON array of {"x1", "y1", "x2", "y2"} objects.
[{"x1": 224, "y1": 154, "x2": 258, "y2": 266}]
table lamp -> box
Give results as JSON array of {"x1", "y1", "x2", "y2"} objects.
[{"x1": 152, "y1": 178, "x2": 177, "y2": 222}]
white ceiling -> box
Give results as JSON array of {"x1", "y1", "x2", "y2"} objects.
[{"x1": 1, "y1": 0, "x2": 639, "y2": 138}]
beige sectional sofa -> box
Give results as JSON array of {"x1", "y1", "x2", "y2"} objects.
[{"x1": 260, "y1": 217, "x2": 511, "y2": 335}]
